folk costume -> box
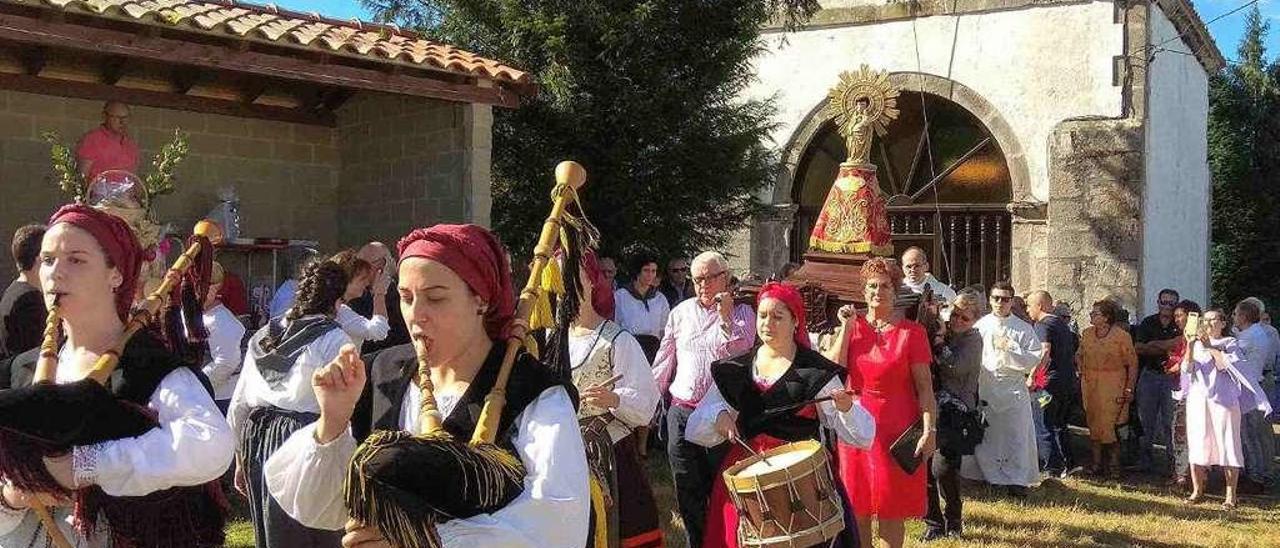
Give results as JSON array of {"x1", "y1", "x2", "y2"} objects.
[
  {"x1": 228, "y1": 312, "x2": 353, "y2": 547},
  {"x1": 687, "y1": 283, "x2": 875, "y2": 548},
  {"x1": 572, "y1": 254, "x2": 663, "y2": 548},
  {"x1": 0, "y1": 205, "x2": 233, "y2": 548},
  {"x1": 265, "y1": 225, "x2": 590, "y2": 547}
]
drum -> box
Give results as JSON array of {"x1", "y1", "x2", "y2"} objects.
[{"x1": 722, "y1": 440, "x2": 844, "y2": 548}]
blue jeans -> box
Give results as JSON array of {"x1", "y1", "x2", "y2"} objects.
[
  {"x1": 1030, "y1": 389, "x2": 1051, "y2": 471},
  {"x1": 1136, "y1": 369, "x2": 1176, "y2": 470}
]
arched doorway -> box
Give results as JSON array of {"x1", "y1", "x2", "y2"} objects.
[{"x1": 790, "y1": 91, "x2": 1013, "y2": 290}]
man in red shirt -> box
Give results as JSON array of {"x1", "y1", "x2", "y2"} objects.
[{"x1": 75, "y1": 101, "x2": 140, "y2": 181}]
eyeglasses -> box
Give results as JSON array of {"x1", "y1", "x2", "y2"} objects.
[
  {"x1": 991, "y1": 295, "x2": 1013, "y2": 303},
  {"x1": 1158, "y1": 300, "x2": 1177, "y2": 307},
  {"x1": 692, "y1": 270, "x2": 726, "y2": 285}
]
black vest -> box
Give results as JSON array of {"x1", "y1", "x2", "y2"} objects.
[
  {"x1": 359, "y1": 342, "x2": 574, "y2": 446},
  {"x1": 711, "y1": 345, "x2": 844, "y2": 442}
]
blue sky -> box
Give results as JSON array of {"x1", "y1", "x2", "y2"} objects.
[{"x1": 278, "y1": 0, "x2": 1275, "y2": 65}]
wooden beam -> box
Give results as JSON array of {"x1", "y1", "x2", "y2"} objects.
[
  {"x1": 238, "y1": 80, "x2": 267, "y2": 104},
  {"x1": 0, "y1": 72, "x2": 334, "y2": 126},
  {"x1": 0, "y1": 12, "x2": 520, "y2": 107},
  {"x1": 172, "y1": 66, "x2": 202, "y2": 94},
  {"x1": 322, "y1": 89, "x2": 354, "y2": 112},
  {"x1": 101, "y1": 57, "x2": 129, "y2": 85},
  {"x1": 19, "y1": 45, "x2": 45, "y2": 75}
]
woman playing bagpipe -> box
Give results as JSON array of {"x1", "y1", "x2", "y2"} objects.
[
  {"x1": 0, "y1": 203, "x2": 234, "y2": 547},
  {"x1": 263, "y1": 223, "x2": 590, "y2": 547},
  {"x1": 568, "y1": 252, "x2": 662, "y2": 548},
  {"x1": 686, "y1": 282, "x2": 875, "y2": 548},
  {"x1": 227, "y1": 257, "x2": 355, "y2": 547}
]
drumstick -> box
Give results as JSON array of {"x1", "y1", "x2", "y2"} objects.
[
  {"x1": 586, "y1": 373, "x2": 624, "y2": 391},
  {"x1": 730, "y1": 434, "x2": 772, "y2": 466},
  {"x1": 757, "y1": 396, "x2": 835, "y2": 419}
]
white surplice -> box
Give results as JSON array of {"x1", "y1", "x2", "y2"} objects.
[{"x1": 962, "y1": 313, "x2": 1043, "y2": 487}]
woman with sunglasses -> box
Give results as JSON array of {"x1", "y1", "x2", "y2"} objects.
[
  {"x1": 1076, "y1": 299, "x2": 1139, "y2": 477},
  {"x1": 922, "y1": 292, "x2": 984, "y2": 540}
]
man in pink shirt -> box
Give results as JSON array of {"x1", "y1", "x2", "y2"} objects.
[
  {"x1": 652, "y1": 250, "x2": 755, "y2": 548},
  {"x1": 76, "y1": 101, "x2": 140, "y2": 182}
]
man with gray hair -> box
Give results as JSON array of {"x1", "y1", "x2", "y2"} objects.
[
  {"x1": 1234, "y1": 297, "x2": 1277, "y2": 488},
  {"x1": 652, "y1": 251, "x2": 756, "y2": 547},
  {"x1": 1242, "y1": 297, "x2": 1280, "y2": 421}
]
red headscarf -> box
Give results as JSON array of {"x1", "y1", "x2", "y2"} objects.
[
  {"x1": 48, "y1": 204, "x2": 142, "y2": 320},
  {"x1": 397, "y1": 224, "x2": 514, "y2": 340},
  {"x1": 580, "y1": 251, "x2": 615, "y2": 320},
  {"x1": 757, "y1": 281, "x2": 810, "y2": 349}
]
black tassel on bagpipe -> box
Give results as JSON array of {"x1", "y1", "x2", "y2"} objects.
[
  {"x1": 160, "y1": 234, "x2": 213, "y2": 368},
  {"x1": 544, "y1": 221, "x2": 585, "y2": 385}
]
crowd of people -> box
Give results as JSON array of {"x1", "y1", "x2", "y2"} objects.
[{"x1": 1, "y1": 212, "x2": 1277, "y2": 548}]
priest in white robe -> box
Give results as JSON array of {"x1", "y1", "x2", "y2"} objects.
[{"x1": 962, "y1": 281, "x2": 1043, "y2": 492}]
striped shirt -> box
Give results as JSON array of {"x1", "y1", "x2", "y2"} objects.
[{"x1": 652, "y1": 298, "x2": 756, "y2": 405}]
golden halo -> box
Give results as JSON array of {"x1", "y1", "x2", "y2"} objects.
[{"x1": 826, "y1": 65, "x2": 900, "y2": 137}]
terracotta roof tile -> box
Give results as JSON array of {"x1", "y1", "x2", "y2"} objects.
[{"x1": 10, "y1": 0, "x2": 532, "y2": 85}]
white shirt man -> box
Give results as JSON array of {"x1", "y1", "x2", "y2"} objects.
[{"x1": 962, "y1": 282, "x2": 1043, "y2": 491}]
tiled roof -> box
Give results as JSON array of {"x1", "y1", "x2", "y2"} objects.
[{"x1": 8, "y1": 0, "x2": 532, "y2": 85}]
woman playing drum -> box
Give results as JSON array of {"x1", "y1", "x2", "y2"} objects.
[{"x1": 687, "y1": 281, "x2": 874, "y2": 548}]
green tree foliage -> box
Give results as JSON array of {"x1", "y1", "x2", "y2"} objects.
[
  {"x1": 1208, "y1": 5, "x2": 1280, "y2": 308},
  {"x1": 362, "y1": 0, "x2": 819, "y2": 267}
]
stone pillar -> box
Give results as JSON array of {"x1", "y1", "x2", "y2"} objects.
[
  {"x1": 1043, "y1": 119, "x2": 1144, "y2": 314},
  {"x1": 750, "y1": 203, "x2": 799, "y2": 278},
  {"x1": 461, "y1": 103, "x2": 494, "y2": 227}
]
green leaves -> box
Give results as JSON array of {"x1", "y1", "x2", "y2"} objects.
[
  {"x1": 366, "y1": 0, "x2": 812, "y2": 266},
  {"x1": 1209, "y1": 4, "x2": 1280, "y2": 308},
  {"x1": 41, "y1": 131, "x2": 84, "y2": 203}
]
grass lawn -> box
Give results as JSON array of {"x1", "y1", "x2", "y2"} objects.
[{"x1": 224, "y1": 448, "x2": 1278, "y2": 548}]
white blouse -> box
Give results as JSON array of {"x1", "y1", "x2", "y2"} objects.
[
  {"x1": 612, "y1": 288, "x2": 670, "y2": 340},
  {"x1": 264, "y1": 386, "x2": 590, "y2": 546},
  {"x1": 227, "y1": 325, "x2": 352, "y2": 436},
  {"x1": 336, "y1": 303, "x2": 390, "y2": 350},
  {"x1": 569, "y1": 327, "x2": 661, "y2": 442},
  {"x1": 201, "y1": 303, "x2": 246, "y2": 401},
  {"x1": 686, "y1": 373, "x2": 875, "y2": 449},
  {"x1": 0, "y1": 348, "x2": 235, "y2": 542}
]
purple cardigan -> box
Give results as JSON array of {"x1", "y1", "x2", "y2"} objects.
[{"x1": 1181, "y1": 337, "x2": 1269, "y2": 413}]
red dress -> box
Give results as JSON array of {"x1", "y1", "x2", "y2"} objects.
[{"x1": 837, "y1": 316, "x2": 931, "y2": 519}]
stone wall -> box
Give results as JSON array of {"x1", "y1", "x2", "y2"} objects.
[
  {"x1": 335, "y1": 93, "x2": 489, "y2": 249},
  {"x1": 0, "y1": 90, "x2": 339, "y2": 280},
  {"x1": 1042, "y1": 120, "x2": 1145, "y2": 314}
]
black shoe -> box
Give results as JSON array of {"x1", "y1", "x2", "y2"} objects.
[{"x1": 921, "y1": 528, "x2": 947, "y2": 542}]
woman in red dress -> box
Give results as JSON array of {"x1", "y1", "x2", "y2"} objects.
[{"x1": 825, "y1": 258, "x2": 937, "y2": 548}]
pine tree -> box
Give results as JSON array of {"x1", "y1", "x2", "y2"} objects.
[{"x1": 1208, "y1": 5, "x2": 1280, "y2": 308}]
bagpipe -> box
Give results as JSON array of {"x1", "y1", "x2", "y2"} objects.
[
  {"x1": 0, "y1": 177, "x2": 224, "y2": 548},
  {"x1": 344, "y1": 161, "x2": 595, "y2": 548}
]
